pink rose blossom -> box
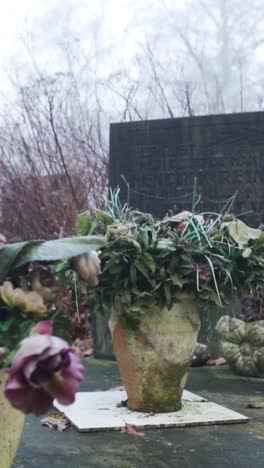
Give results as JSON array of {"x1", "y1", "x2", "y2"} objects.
[{"x1": 4, "y1": 332, "x2": 84, "y2": 415}]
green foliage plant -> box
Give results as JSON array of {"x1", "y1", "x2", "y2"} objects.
[{"x1": 84, "y1": 201, "x2": 264, "y2": 323}]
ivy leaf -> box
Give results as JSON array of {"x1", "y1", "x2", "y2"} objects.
[
  {"x1": 131, "y1": 288, "x2": 152, "y2": 297},
  {"x1": 76, "y1": 211, "x2": 97, "y2": 235},
  {"x1": 0, "y1": 315, "x2": 16, "y2": 332},
  {"x1": 170, "y1": 274, "x2": 186, "y2": 288},
  {"x1": 200, "y1": 289, "x2": 221, "y2": 306},
  {"x1": 135, "y1": 260, "x2": 150, "y2": 281},
  {"x1": 19, "y1": 319, "x2": 35, "y2": 337},
  {"x1": 130, "y1": 264, "x2": 137, "y2": 283},
  {"x1": 164, "y1": 283, "x2": 172, "y2": 308},
  {"x1": 119, "y1": 290, "x2": 131, "y2": 304},
  {"x1": 242, "y1": 248, "x2": 252, "y2": 258},
  {"x1": 109, "y1": 264, "x2": 122, "y2": 274},
  {"x1": 255, "y1": 232, "x2": 264, "y2": 245},
  {"x1": 138, "y1": 229, "x2": 149, "y2": 248},
  {"x1": 96, "y1": 210, "x2": 113, "y2": 224},
  {"x1": 141, "y1": 253, "x2": 156, "y2": 273},
  {"x1": 104, "y1": 253, "x2": 121, "y2": 272},
  {"x1": 157, "y1": 239, "x2": 174, "y2": 250}
]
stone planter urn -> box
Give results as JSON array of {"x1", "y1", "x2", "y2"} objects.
[
  {"x1": 216, "y1": 316, "x2": 264, "y2": 378},
  {"x1": 109, "y1": 295, "x2": 200, "y2": 413},
  {"x1": 0, "y1": 370, "x2": 25, "y2": 468},
  {"x1": 83, "y1": 208, "x2": 264, "y2": 411}
]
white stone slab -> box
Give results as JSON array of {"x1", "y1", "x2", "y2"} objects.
[
  {"x1": 54, "y1": 390, "x2": 248, "y2": 432},
  {"x1": 182, "y1": 390, "x2": 207, "y2": 402}
]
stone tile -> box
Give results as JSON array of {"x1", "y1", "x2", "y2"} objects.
[{"x1": 54, "y1": 389, "x2": 248, "y2": 432}]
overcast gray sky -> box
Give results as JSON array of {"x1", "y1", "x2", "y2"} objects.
[
  {"x1": 0, "y1": 0, "x2": 188, "y2": 90},
  {"x1": 0, "y1": 1, "x2": 38, "y2": 60},
  {"x1": 1, "y1": 0, "x2": 262, "y2": 115},
  {"x1": 0, "y1": 0, "x2": 134, "y2": 91}
]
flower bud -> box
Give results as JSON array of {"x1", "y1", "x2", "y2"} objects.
[{"x1": 72, "y1": 250, "x2": 101, "y2": 286}]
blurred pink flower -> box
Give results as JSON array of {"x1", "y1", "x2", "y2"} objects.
[
  {"x1": 199, "y1": 269, "x2": 211, "y2": 281},
  {"x1": 196, "y1": 263, "x2": 212, "y2": 281},
  {"x1": 30, "y1": 320, "x2": 53, "y2": 335},
  {"x1": 4, "y1": 332, "x2": 84, "y2": 415}
]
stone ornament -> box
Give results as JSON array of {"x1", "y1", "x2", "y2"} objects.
[{"x1": 216, "y1": 316, "x2": 264, "y2": 378}]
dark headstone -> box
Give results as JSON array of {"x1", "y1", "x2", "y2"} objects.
[{"x1": 110, "y1": 112, "x2": 264, "y2": 226}]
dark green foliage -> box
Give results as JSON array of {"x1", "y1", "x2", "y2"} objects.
[{"x1": 86, "y1": 206, "x2": 264, "y2": 321}]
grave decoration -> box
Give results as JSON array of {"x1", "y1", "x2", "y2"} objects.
[
  {"x1": 216, "y1": 291, "x2": 264, "y2": 377},
  {"x1": 74, "y1": 193, "x2": 264, "y2": 413}
]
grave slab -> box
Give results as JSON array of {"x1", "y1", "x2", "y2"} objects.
[{"x1": 54, "y1": 389, "x2": 248, "y2": 432}]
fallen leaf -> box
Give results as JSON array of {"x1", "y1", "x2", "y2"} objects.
[
  {"x1": 73, "y1": 337, "x2": 94, "y2": 357},
  {"x1": 121, "y1": 424, "x2": 144, "y2": 436},
  {"x1": 83, "y1": 348, "x2": 94, "y2": 357},
  {"x1": 206, "y1": 357, "x2": 226, "y2": 366},
  {"x1": 243, "y1": 403, "x2": 264, "y2": 409},
  {"x1": 41, "y1": 412, "x2": 70, "y2": 431},
  {"x1": 117, "y1": 399, "x2": 128, "y2": 408}
]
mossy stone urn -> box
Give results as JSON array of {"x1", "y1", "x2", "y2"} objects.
[{"x1": 109, "y1": 295, "x2": 200, "y2": 412}]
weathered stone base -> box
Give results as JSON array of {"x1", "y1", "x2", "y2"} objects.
[{"x1": 54, "y1": 389, "x2": 248, "y2": 432}]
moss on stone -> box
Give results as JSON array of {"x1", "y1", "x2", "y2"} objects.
[{"x1": 127, "y1": 357, "x2": 191, "y2": 413}]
